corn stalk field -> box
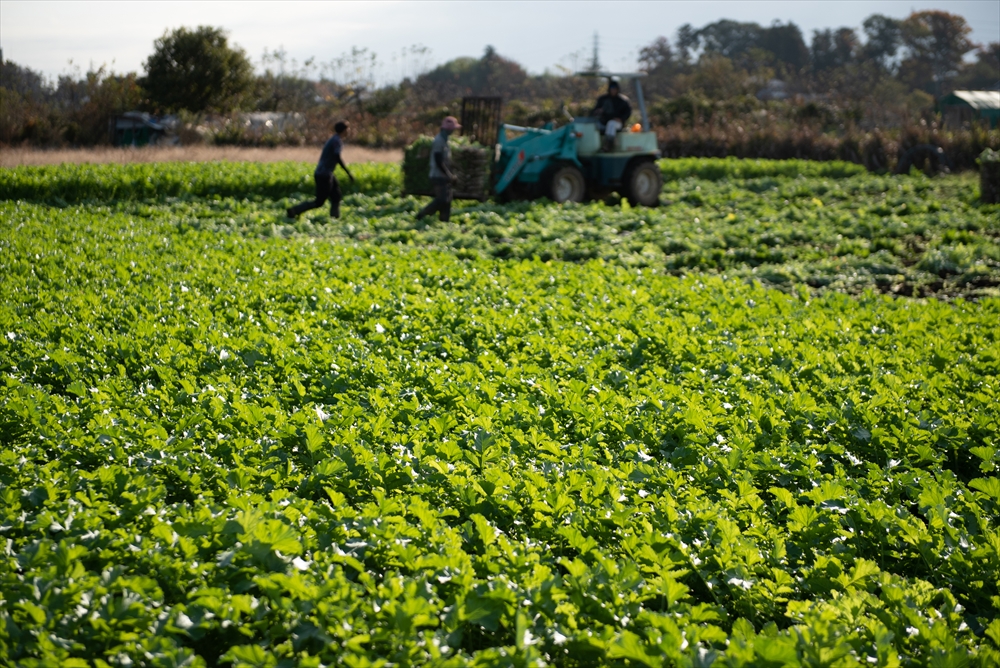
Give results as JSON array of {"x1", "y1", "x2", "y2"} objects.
[{"x1": 1, "y1": 160, "x2": 999, "y2": 667}]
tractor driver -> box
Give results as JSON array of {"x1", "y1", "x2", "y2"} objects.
[{"x1": 591, "y1": 78, "x2": 632, "y2": 148}]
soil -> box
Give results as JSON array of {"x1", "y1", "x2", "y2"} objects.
[{"x1": 0, "y1": 145, "x2": 402, "y2": 167}]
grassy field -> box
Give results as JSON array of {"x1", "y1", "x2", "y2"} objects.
[{"x1": 1, "y1": 159, "x2": 999, "y2": 667}]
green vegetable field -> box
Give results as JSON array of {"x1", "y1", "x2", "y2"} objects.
[{"x1": 1, "y1": 160, "x2": 999, "y2": 667}]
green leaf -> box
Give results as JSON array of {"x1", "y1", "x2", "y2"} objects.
[
  {"x1": 222, "y1": 644, "x2": 277, "y2": 668},
  {"x1": 303, "y1": 424, "x2": 324, "y2": 453},
  {"x1": 970, "y1": 477, "x2": 1000, "y2": 502},
  {"x1": 471, "y1": 513, "x2": 497, "y2": 546},
  {"x1": 607, "y1": 630, "x2": 662, "y2": 667},
  {"x1": 461, "y1": 591, "x2": 506, "y2": 632},
  {"x1": 838, "y1": 558, "x2": 880, "y2": 590},
  {"x1": 769, "y1": 487, "x2": 796, "y2": 508},
  {"x1": 755, "y1": 635, "x2": 800, "y2": 666},
  {"x1": 985, "y1": 619, "x2": 1000, "y2": 647},
  {"x1": 16, "y1": 601, "x2": 47, "y2": 625},
  {"x1": 732, "y1": 617, "x2": 756, "y2": 641}
]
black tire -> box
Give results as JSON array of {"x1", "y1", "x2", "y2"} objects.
[
  {"x1": 894, "y1": 144, "x2": 951, "y2": 175},
  {"x1": 548, "y1": 164, "x2": 586, "y2": 203},
  {"x1": 623, "y1": 159, "x2": 662, "y2": 207}
]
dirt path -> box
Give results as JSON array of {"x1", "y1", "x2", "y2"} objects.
[{"x1": 0, "y1": 145, "x2": 402, "y2": 167}]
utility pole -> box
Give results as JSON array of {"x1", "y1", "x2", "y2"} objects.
[{"x1": 589, "y1": 32, "x2": 601, "y2": 72}]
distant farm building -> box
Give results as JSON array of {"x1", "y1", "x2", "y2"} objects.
[
  {"x1": 110, "y1": 112, "x2": 170, "y2": 146},
  {"x1": 940, "y1": 90, "x2": 1000, "y2": 128},
  {"x1": 756, "y1": 79, "x2": 789, "y2": 101}
]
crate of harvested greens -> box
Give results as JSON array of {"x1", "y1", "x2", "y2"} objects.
[
  {"x1": 979, "y1": 148, "x2": 999, "y2": 204},
  {"x1": 402, "y1": 135, "x2": 491, "y2": 201}
]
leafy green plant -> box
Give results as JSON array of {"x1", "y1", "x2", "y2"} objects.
[
  {"x1": 403, "y1": 135, "x2": 490, "y2": 198},
  {"x1": 979, "y1": 148, "x2": 1000, "y2": 204},
  {"x1": 4, "y1": 158, "x2": 997, "y2": 300},
  {"x1": 1, "y1": 173, "x2": 998, "y2": 665},
  {"x1": 0, "y1": 161, "x2": 399, "y2": 204}
]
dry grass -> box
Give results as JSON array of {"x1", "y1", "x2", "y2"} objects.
[{"x1": 0, "y1": 145, "x2": 402, "y2": 167}]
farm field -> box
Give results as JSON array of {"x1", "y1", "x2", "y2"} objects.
[
  {"x1": 3, "y1": 158, "x2": 998, "y2": 301},
  {"x1": 1, "y1": 159, "x2": 1000, "y2": 666},
  {"x1": 0, "y1": 146, "x2": 403, "y2": 168}
]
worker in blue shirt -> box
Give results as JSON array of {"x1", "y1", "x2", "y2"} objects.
[
  {"x1": 287, "y1": 121, "x2": 355, "y2": 219},
  {"x1": 416, "y1": 116, "x2": 460, "y2": 223}
]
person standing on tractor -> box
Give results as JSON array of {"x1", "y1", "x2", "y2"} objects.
[
  {"x1": 416, "y1": 116, "x2": 461, "y2": 223},
  {"x1": 287, "y1": 121, "x2": 355, "y2": 220},
  {"x1": 591, "y1": 78, "x2": 632, "y2": 150}
]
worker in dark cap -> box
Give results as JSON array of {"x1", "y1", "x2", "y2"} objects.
[
  {"x1": 591, "y1": 78, "x2": 632, "y2": 150},
  {"x1": 416, "y1": 116, "x2": 460, "y2": 223},
  {"x1": 287, "y1": 120, "x2": 354, "y2": 220}
]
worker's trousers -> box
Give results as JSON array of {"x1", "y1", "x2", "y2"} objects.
[
  {"x1": 289, "y1": 172, "x2": 342, "y2": 218},
  {"x1": 417, "y1": 178, "x2": 453, "y2": 222}
]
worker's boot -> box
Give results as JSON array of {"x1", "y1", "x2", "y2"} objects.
[
  {"x1": 286, "y1": 207, "x2": 297, "y2": 219},
  {"x1": 330, "y1": 201, "x2": 341, "y2": 219},
  {"x1": 439, "y1": 202, "x2": 451, "y2": 223}
]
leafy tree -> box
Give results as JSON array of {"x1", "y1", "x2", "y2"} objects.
[
  {"x1": 639, "y1": 36, "x2": 675, "y2": 73},
  {"x1": 954, "y1": 42, "x2": 1000, "y2": 90},
  {"x1": 58, "y1": 68, "x2": 144, "y2": 143},
  {"x1": 675, "y1": 19, "x2": 807, "y2": 76},
  {"x1": 676, "y1": 24, "x2": 699, "y2": 64},
  {"x1": 1, "y1": 59, "x2": 143, "y2": 145},
  {"x1": 253, "y1": 72, "x2": 317, "y2": 112},
  {"x1": 898, "y1": 11, "x2": 975, "y2": 92},
  {"x1": 414, "y1": 46, "x2": 527, "y2": 103},
  {"x1": 758, "y1": 22, "x2": 810, "y2": 74},
  {"x1": 476, "y1": 46, "x2": 529, "y2": 96},
  {"x1": 141, "y1": 26, "x2": 254, "y2": 113},
  {"x1": 365, "y1": 85, "x2": 407, "y2": 119},
  {"x1": 0, "y1": 65, "x2": 61, "y2": 144},
  {"x1": 252, "y1": 47, "x2": 319, "y2": 112},
  {"x1": 1, "y1": 59, "x2": 48, "y2": 98},
  {"x1": 686, "y1": 55, "x2": 753, "y2": 99},
  {"x1": 812, "y1": 28, "x2": 860, "y2": 72},
  {"x1": 686, "y1": 20, "x2": 764, "y2": 69},
  {"x1": 861, "y1": 14, "x2": 902, "y2": 71},
  {"x1": 639, "y1": 37, "x2": 681, "y2": 97}
]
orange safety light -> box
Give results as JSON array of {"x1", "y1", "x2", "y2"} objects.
[{"x1": 631, "y1": 123, "x2": 642, "y2": 132}]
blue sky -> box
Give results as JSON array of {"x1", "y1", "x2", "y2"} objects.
[{"x1": 1, "y1": 0, "x2": 997, "y2": 84}]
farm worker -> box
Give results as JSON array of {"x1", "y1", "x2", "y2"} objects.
[
  {"x1": 416, "y1": 116, "x2": 461, "y2": 223},
  {"x1": 591, "y1": 78, "x2": 632, "y2": 148},
  {"x1": 287, "y1": 120, "x2": 355, "y2": 219}
]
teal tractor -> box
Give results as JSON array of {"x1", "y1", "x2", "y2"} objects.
[{"x1": 493, "y1": 72, "x2": 662, "y2": 206}]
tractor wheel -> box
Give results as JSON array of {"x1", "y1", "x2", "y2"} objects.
[
  {"x1": 548, "y1": 164, "x2": 586, "y2": 203},
  {"x1": 623, "y1": 159, "x2": 662, "y2": 207}
]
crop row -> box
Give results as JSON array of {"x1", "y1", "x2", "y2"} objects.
[
  {"x1": 0, "y1": 161, "x2": 398, "y2": 204},
  {"x1": 21, "y1": 165, "x2": 991, "y2": 301},
  {"x1": 313, "y1": 171, "x2": 995, "y2": 300},
  {"x1": 4, "y1": 159, "x2": 996, "y2": 301},
  {"x1": 2, "y1": 199, "x2": 999, "y2": 665},
  {"x1": 0, "y1": 159, "x2": 869, "y2": 205}
]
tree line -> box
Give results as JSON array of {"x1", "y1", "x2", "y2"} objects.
[
  {"x1": 638, "y1": 11, "x2": 996, "y2": 102},
  {"x1": 1, "y1": 11, "x2": 997, "y2": 150}
]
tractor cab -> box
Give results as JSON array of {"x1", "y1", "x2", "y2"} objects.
[{"x1": 493, "y1": 72, "x2": 662, "y2": 206}]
